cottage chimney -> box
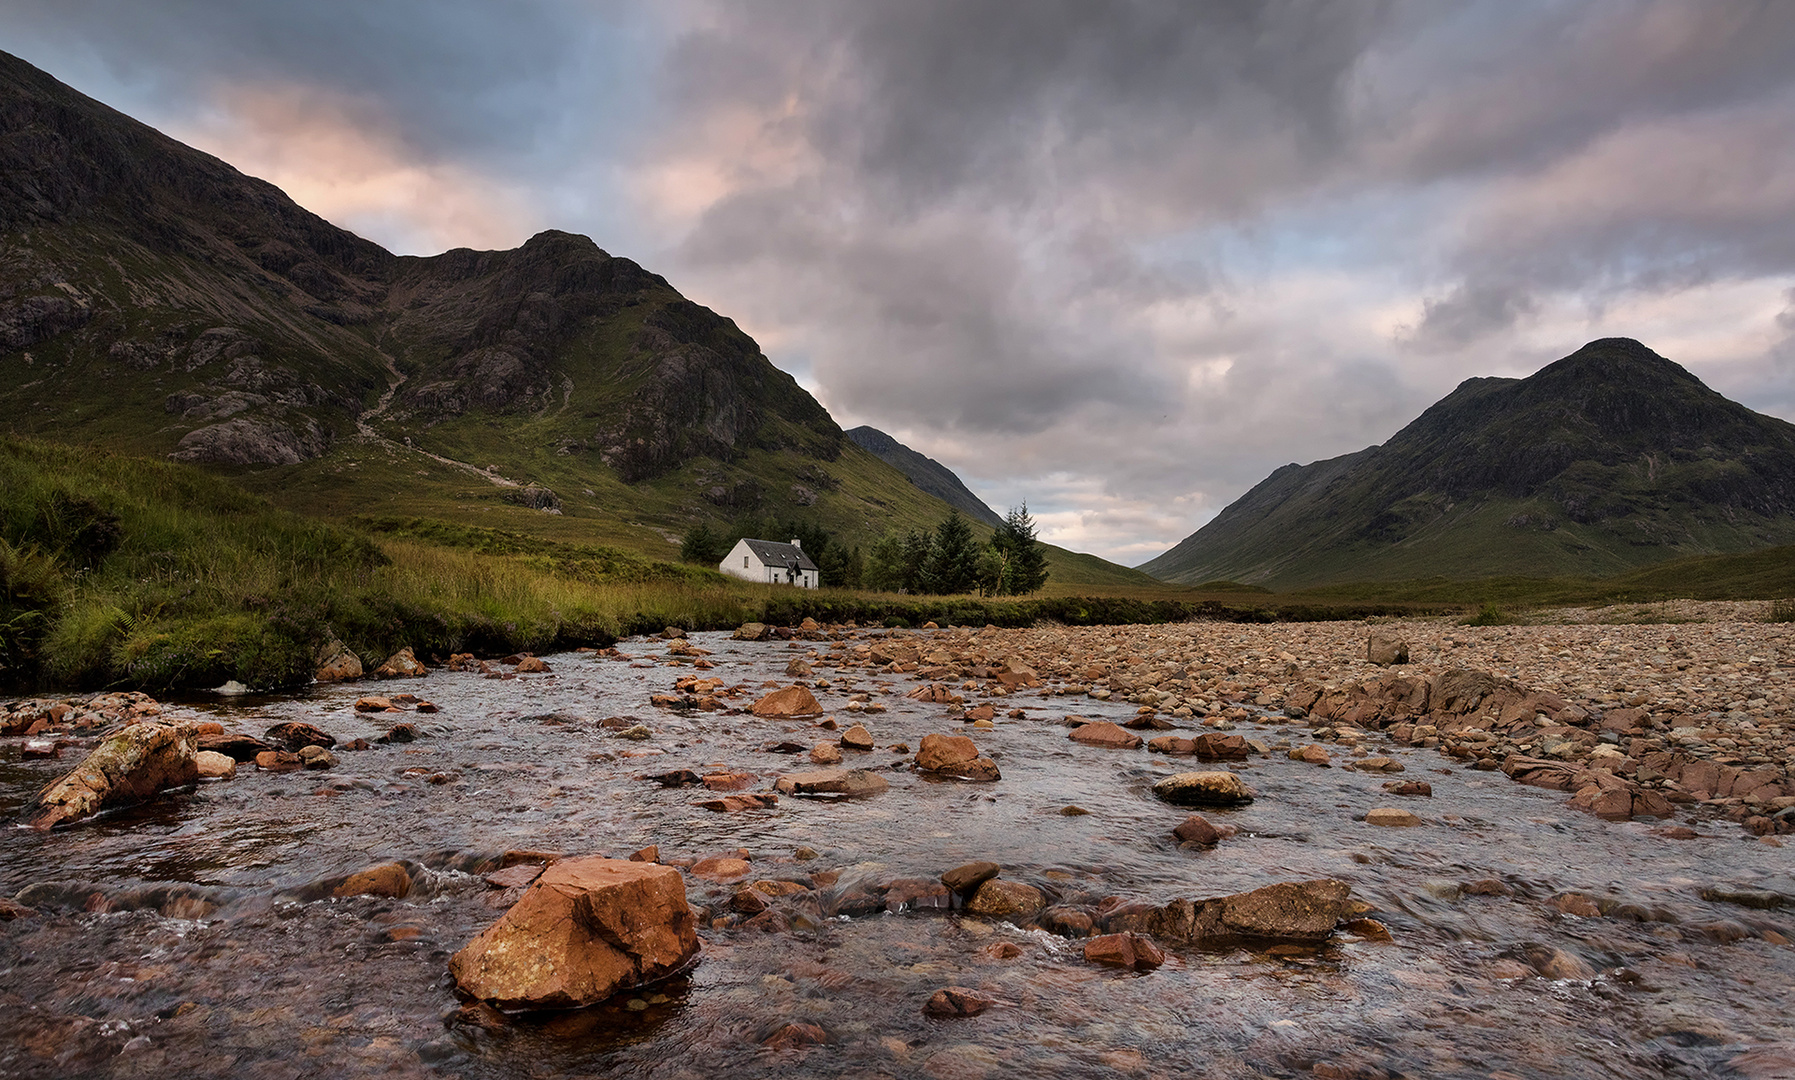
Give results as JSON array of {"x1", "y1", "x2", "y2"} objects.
[{"x1": 790, "y1": 538, "x2": 801, "y2": 548}]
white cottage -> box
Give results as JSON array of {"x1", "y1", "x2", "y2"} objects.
[{"x1": 720, "y1": 538, "x2": 820, "y2": 588}]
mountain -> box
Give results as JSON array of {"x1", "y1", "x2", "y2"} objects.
[
  {"x1": 845, "y1": 426, "x2": 1004, "y2": 528},
  {"x1": 1140, "y1": 338, "x2": 1795, "y2": 588},
  {"x1": 0, "y1": 50, "x2": 952, "y2": 553},
  {"x1": 0, "y1": 49, "x2": 1159, "y2": 587}
]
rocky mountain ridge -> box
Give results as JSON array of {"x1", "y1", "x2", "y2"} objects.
[
  {"x1": 845, "y1": 426, "x2": 1004, "y2": 528},
  {"x1": 1142, "y1": 338, "x2": 1795, "y2": 587}
]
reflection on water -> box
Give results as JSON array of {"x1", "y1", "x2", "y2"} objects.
[{"x1": 2, "y1": 630, "x2": 1792, "y2": 1079}]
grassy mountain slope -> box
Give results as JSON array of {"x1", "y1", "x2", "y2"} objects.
[
  {"x1": 1141, "y1": 338, "x2": 1795, "y2": 588},
  {"x1": 0, "y1": 48, "x2": 1156, "y2": 588},
  {"x1": 844, "y1": 426, "x2": 1005, "y2": 528}
]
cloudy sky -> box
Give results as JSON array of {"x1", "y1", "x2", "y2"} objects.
[{"x1": 10, "y1": 0, "x2": 1795, "y2": 564}]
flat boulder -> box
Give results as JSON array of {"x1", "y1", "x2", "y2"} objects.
[
  {"x1": 915, "y1": 733, "x2": 1001, "y2": 781},
  {"x1": 1217, "y1": 879, "x2": 1353, "y2": 940},
  {"x1": 1153, "y1": 771, "x2": 1256, "y2": 808},
  {"x1": 197, "y1": 732, "x2": 271, "y2": 762},
  {"x1": 1068, "y1": 721, "x2": 1142, "y2": 749},
  {"x1": 450, "y1": 856, "x2": 699, "y2": 1011},
  {"x1": 966, "y1": 879, "x2": 1046, "y2": 918},
  {"x1": 29, "y1": 722, "x2": 201, "y2": 829},
  {"x1": 751, "y1": 686, "x2": 823, "y2": 719},
  {"x1": 263, "y1": 721, "x2": 335, "y2": 751},
  {"x1": 774, "y1": 768, "x2": 890, "y2": 798}
]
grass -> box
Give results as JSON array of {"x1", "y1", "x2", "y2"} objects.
[{"x1": 7, "y1": 431, "x2": 1795, "y2": 694}]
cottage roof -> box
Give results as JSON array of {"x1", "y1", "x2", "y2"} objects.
[{"x1": 741, "y1": 538, "x2": 818, "y2": 572}]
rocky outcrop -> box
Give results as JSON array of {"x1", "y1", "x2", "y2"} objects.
[
  {"x1": 167, "y1": 416, "x2": 328, "y2": 466},
  {"x1": 1104, "y1": 879, "x2": 1353, "y2": 945},
  {"x1": 450, "y1": 856, "x2": 699, "y2": 1011},
  {"x1": 28, "y1": 722, "x2": 200, "y2": 829}
]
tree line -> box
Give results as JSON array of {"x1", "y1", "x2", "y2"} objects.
[{"x1": 680, "y1": 505, "x2": 1048, "y2": 596}]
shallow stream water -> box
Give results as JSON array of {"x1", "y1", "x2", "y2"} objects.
[{"x1": 2, "y1": 630, "x2": 1793, "y2": 1079}]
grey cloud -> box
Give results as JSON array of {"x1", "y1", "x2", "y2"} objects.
[{"x1": 1405, "y1": 282, "x2": 1539, "y2": 352}]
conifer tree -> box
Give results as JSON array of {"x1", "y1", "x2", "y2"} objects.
[
  {"x1": 922, "y1": 510, "x2": 981, "y2": 594},
  {"x1": 992, "y1": 503, "x2": 1049, "y2": 595}
]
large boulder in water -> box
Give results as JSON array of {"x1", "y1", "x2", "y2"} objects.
[
  {"x1": 750, "y1": 685, "x2": 822, "y2": 718},
  {"x1": 1152, "y1": 771, "x2": 1255, "y2": 807},
  {"x1": 450, "y1": 856, "x2": 699, "y2": 1011},
  {"x1": 29, "y1": 722, "x2": 199, "y2": 829}
]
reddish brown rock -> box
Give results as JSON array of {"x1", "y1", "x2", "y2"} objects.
[
  {"x1": 1290, "y1": 744, "x2": 1331, "y2": 766},
  {"x1": 1068, "y1": 721, "x2": 1143, "y2": 750},
  {"x1": 774, "y1": 768, "x2": 889, "y2": 797},
  {"x1": 1192, "y1": 733, "x2": 1250, "y2": 760},
  {"x1": 515, "y1": 656, "x2": 551, "y2": 674},
  {"x1": 255, "y1": 749, "x2": 303, "y2": 772},
  {"x1": 1148, "y1": 736, "x2": 1198, "y2": 755},
  {"x1": 691, "y1": 857, "x2": 753, "y2": 883},
  {"x1": 1381, "y1": 780, "x2": 1432, "y2": 797},
  {"x1": 916, "y1": 733, "x2": 978, "y2": 772},
  {"x1": 941, "y1": 861, "x2": 1001, "y2": 894},
  {"x1": 335, "y1": 862, "x2": 412, "y2": 899},
  {"x1": 809, "y1": 741, "x2": 842, "y2": 765},
  {"x1": 762, "y1": 1021, "x2": 826, "y2": 1050},
  {"x1": 966, "y1": 879, "x2": 1046, "y2": 918},
  {"x1": 263, "y1": 721, "x2": 335, "y2": 750},
  {"x1": 314, "y1": 643, "x2": 363, "y2": 683},
  {"x1": 698, "y1": 794, "x2": 780, "y2": 813},
  {"x1": 1152, "y1": 771, "x2": 1255, "y2": 807},
  {"x1": 484, "y1": 864, "x2": 545, "y2": 890},
  {"x1": 353, "y1": 696, "x2": 393, "y2": 713},
  {"x1": 701, "y1": 771, "x2": 756, "y2": 792},
  {"x1": 1365, "y1": 808, "x2": 1422, "y2": 827},
  {"x1": 29, "y1": 722, "x2": 201, "y2": 830},
  {"x1": 1084, "y1": 932, "x2": 1165, "y2": 970},
  {"x1": 450, "y1": 857, "x2": 700, "y2": 1011},
  {"x1": 1172, "y1": 814, "x2": 1221, "y2": 846},
  {"x1": 752, "y1": 686, "x2": 823, "y2": 719},
  {"x1": 193, "y1": 750, "x2": 237, "y2": 779},
  {"x1": 373, "y1": 647, "x2": 428, "y2": 678},
  {"x1": 839, "y1": 723, "x2": 875, "y2": 750},
  {"x1": 923, "y1": 986, "x2": 994, "y2": 1018}
]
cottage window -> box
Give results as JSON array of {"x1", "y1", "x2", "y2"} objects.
[{"x1": 744, "y1": 556, "x2": 750, "y2": 568}]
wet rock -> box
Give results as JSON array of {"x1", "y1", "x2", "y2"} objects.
[
  {"x1": 700, "y1": 771, "x2": 755, "y2": 792},
  {"x1": 1699, "y1": 886, "x2": 1786, "y2": 910},
  {"x1": 1341, "y1": 917, "x2": 1393, "y2": 941},
  {"x1": 734, "y1": 622, "x2": 771, "y2": 641},
  {"x1": 194, "y1": 750, "x2": 237, "y2": 779},
  {"x1": 698, "y1": 794, "x2": 780, "y2": 813},
  {"x1": 263, "y1": 721, "x2": 335, "y2": 750},
  {"x1": 1192, "y1": 733, "x2": 1251, "y2": 760},
  {"x1": 916, "y1": 733, "x2": 1001, "y2": 781},
  {"x1": 923, "y1": 987, "x2": 994, "y2": 1018},
  {"x1": 28, "y1": 722, "x2": 200, "y2": 830},
  {"x1": 751, "y1": 686, "x2": 823, "y2": 719},
  {"x1": 335, "y1": 862, "x2": 412, "y2": 899},
  {"x1": 373, "y1": 647, "x2": 427, "y2": 678},
  {"x1": 784, "y1": 658, "x2": 813, "y2": 677},
  {"x1": 379, "y1": 722, "x2": 420, "y2": 744},
  {"x1": 809, "y1": 741, "x2": 842, "y2": 765},
  {"x1": 840, "y1": 724, "x2": 875, "y2": 751},
  {"x1": 1367, "y1": 629, "x2": 1409, "y2": 666},
  {"x1": 255, "y1": 749, "x2": 303, "y2": 772},
  {"x1": 515, "y1": 657, "x2": 551, "y2": 674},
  {"x1": 1106, "y1": 879, "x2": 1353, "y2": 945},
  {"x1": 1463, "y1": 878, "x2": 1514, "y2": 897},
  {"x1": 192, "y1": 733, "x2": 268, "y2": 764},
  {"x1": 450, "y1": 856, "x2": 700, "y2": 1011},
  {"x1": 1084, "y1": 932, "x2": 1165, "y2": 971},
  {"x1": 1152, "y1": 771, "x2": 1255, "y2": 808},
  {"x1": 966, "y1": 879, "x2": 1046, "y2": 918},
  {"x1": 762, "y1": 1021, "x2": 826, "y2": 1050},
  {"x1": 1067, "y1": 721, "x2": 1143, "y2": 749},
  {"x1": 1381, "y1": 781, "x2": 1432, "y2": 797},
  {"x1": 314, "y1": 642, "x2": 363, "y2": 683},
  {"x1": 20, "y1": 739, "x2": 56, "y2": 759},
  {"x1": 298, "y1": 745, "x2": 337, "y2": 769},
  {"x1": 774, "y1": 768, "x2": 890, "y2": 798},
  {"x1": 1523, "y1": 944, "x2": 1595, "y2": 981},
  {"x1": 1172, "y1": 814, "x2": 1221, "y2": 846},
  {"x1": 1290, "y1": 744, "x2": 1331, "y2": 765},
  {"x1": 484, "y1": 865, "x2": 544, "y2": 890},
  {"x1": 649, "y1": 769, "x2": 702, "y2": 788},
  {"x1": 984, "y1": 941, "x2": 1024, "y2": 960},
  {"x1": 691, "y1": 857, "x2": 753, "y2": 883},
  {"x1": 941, "y1": 861, "x2": 1001, "y2": 895},
  {"x1": 1038, "y1": 906, "x2": 1096, "y2": 937},
  {"x1": 612, "y1": 724, "x2": 653, "y2": 741},
  {"x1": 354, "y1": 696, "x2": 393, "y2": 713},
  {"x1": 1365, "y1": 808, "x2": 1422, "y2": 827},
  {"x1": 0, "y1": 897, "x2": 36, "y2": 920},
  {"x1": 885, "y1": 878, "x2": 953, "y2": 912},
  {"x1": 1148, "y1": 736, "x2": 1197, "y2": 755}
]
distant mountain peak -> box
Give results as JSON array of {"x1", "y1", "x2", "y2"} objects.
[
  {"x1": 845, "y1": 426, "x2": 1005, "y2": 529},
  {"x1": 1140, "y1": 338, "x2": 1795, "y2": 587}
]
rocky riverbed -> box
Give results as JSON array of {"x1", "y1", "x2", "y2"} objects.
[{"x1": 2, "y1": 607, "x2": 1792, "y2": 1079}]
